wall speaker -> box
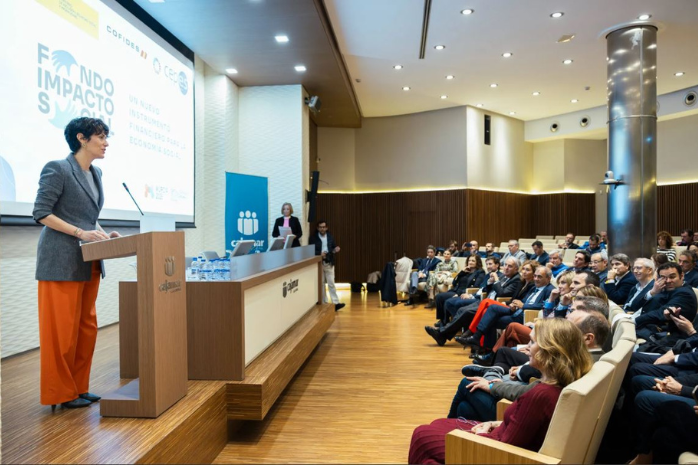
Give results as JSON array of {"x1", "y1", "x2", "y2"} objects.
[
  {"x1": 484, "y1": 114, "x2": 491, "y2": 145},
  {"x1": 550, "y1": 122, "x2": 559, "y2": 132},
  {"x1": 304, "y1": 96, "x2": 321, "y2": 114},
  {"x1": 685, "y1": 91, "x2": 697, "y2": 106},
  {"x1": 580, "y1": 116, "x2": 590, "y2": 127}
]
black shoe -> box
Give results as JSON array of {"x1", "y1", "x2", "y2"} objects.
[
  {"x1": 461, "y1": 330, "x2": 474, "y2": 339},
  {"x1": 434, "y1": 320, "x2": 442, "y2": 328},
  {"x1": 425, "y1": 300, "x2": 435, "y2": 309},
  {"x1": 460, "y1": 335, "x2": 482, "y2": 348},
  {"x1": 405, "y1": 299, "x2": 414, "y2": 306},
  {"x1": 79, "y1": 392, "x2": 101, "y2": 403},
  {"x1": 473, "y1": 352, "x2": 495, "y2": 367},
  {"x1": 335, "y1": 303, "x2": 346, "y2": 311},
  {"x1": 60, "y1": 398, "x2": 92, "y2": 409},
  {"x1": 461, "y1": 364, "x2": 492, "y2": 377},
  {"x1": 424, "y1": 325, "x2": 447, "y2": 346}
]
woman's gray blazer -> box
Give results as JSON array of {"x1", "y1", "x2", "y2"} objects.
[{"x1": 33, "y1": 155, "x2": 105, "y2": 281}]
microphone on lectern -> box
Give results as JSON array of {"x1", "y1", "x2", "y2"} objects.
[{"x1": 122, "y1": 182, "x2": 144, "y2": 216}]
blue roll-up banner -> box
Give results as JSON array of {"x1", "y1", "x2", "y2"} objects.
[{"x1": 225, "y1": 172, "x2": 269, "y2": 254}]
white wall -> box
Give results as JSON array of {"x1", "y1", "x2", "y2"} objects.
[
  {"x1": 238, "y1": 85, "x2": 310, "y2": 244},
  {"x1": 317, "y1": 128, "x2": 356, "y2": 191},
  {"x1": 564, "y1": 139, "x2": 607, "y2": 191},
  {"x1": 657, "y1": 113, "x2": 698, "y2": 184},
  {"x1": 532, "y1": 140, "x2": 565, "y2": 192},
  {"x1": 466, "y1": 106, "x2": 533, "y2": 192},
  {"x1": 353, "y1": 107, "x2": 468, "y2": 191}
]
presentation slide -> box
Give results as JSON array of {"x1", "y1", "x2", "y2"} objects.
[{"x1": 0, "y1": 0, "x2": 195, "y2": 223}]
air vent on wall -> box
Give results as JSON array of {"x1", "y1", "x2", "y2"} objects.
[
  {"x1": 550, "y1": 122, "x2": 559, "y2": 132},
  {"x1": 580, "y1": 116, "x2": 590, "y2": 127},
  {"x1": 685, "y1": 91, "x2": 697, "y2": 106}
]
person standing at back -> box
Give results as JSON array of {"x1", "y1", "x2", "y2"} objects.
[
  {"x1": 33, "y1": 117, "x2": 121, "y2": 411},
  {"x1": 309, "y1": 221, "x2": 345, "y2": 311},
  {"x1": 272, "y1": 202, "x2": 302, "y2": 247}
]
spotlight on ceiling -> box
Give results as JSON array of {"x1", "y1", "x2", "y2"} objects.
[
  {"x1": 461, "y1": 9, "x2": 474, "y2": 15},
  {"x1": 550, "y1": 12, "x2": 564, "y2": 18}
]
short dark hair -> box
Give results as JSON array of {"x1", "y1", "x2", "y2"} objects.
[
  {"x1": 589, "y1": 234, "x2": 600, "y2": 243},
  {"x1": 658, "y1": 262, "x2": 683, "y2": 277},
  {"x1": 64, "y1": 117, "x2": 109, "y2": 153},
  {"x1": 316, "y1": 220, "x2": 327, "y2": 228},
  {"x1": 486, "y1": 256, "x2": 501, "y2": 267},
  {"x1": 577, "y1": 270, "x2": 600, "y2": 287},
  {"x1": 577, "y1": 310, "x2": 611, "y2": 347},
  {"x1": 427, "y1": 245, "x2": 436, "y2": 253},
  {"x1": 532, "y1": 240, "x2": 543, "y2": 248},
  {"x1": 680, "y1": 249, "x2": 698, "y2": 264},
  {"x1": 576, "y1": 250, "x2": 591, "y2": 264},
  {"x1": 566, "y1": 232, "x2": 576, "y2": 239},
  {"x1": 681, "y1": 228, "x2": 695, "y2": 237},
  {"x1": 574, "y1": 295, "x2": 609, "y2": 318},
  {"x1": 610, "y1": 253, "x2": 630, "y2": 267},
  {"x1": 651, "y1": 253, "x2": 669, "y2": 267}
]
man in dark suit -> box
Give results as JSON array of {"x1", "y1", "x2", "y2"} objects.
[
  {"x1": 624, "y1": 258, "x2": 656, "y2": 314},
  {"x1": 424, "y1": 257, "x2": 522, "y2": 346},
  {"x1": 438, "y1": 257, "x2": 501, "y2": 325},
  {"x1": 635, "y1": 262, "x2": 698, "y2": 342},
  {"x1": 603, "y1": 253, "x2": 638, "y2": 306},
  {"x1": 557, "y1": 232, "x2": 580, "y2": 250},
  {"x1": 529, "y1": 240, "x2": 549, "y2": 265},
  {"x1": 406, "y1": 245, "x2": 439, "y2": 305},
  {"x1": 461, "y1": 266, "x2": 555, "y2": 349},
  {"x1": 678, "y1": 250, "x2": 698, "y2": 288},
  {"x1": 308, "y1": 221, "x2": 345, "y2": 311}
]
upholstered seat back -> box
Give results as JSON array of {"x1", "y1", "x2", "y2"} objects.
[
  {"x1": 538, "y1": 361, "x2": 614, "y2": 463},
  {"x1": 612, "y1": 319, "x2": 637, "y2": 348}
]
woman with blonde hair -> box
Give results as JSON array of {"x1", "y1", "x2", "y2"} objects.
[
  {"x1": 272, "y1": 202, "x2": 302, "y2": 247},
  {"x1": 409, "y1": 318, "x2": 593, "y2": 464}
]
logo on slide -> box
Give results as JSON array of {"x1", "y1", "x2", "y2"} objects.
[
  {"x1": 178, "y1": 71, "x2": 188, "y2": 95},
  {"x1": 164, "y1": 256, "x2": 176, "y2": 276},
  {"x1": 237, "y1": 211, "x2": 259, "y2": 236},
  {"x1": 52, "y1": 50, "x2": 77, "y2": 76},
  {"x1": 153, "y1": 58, "x2": 161, "y2": 74}
]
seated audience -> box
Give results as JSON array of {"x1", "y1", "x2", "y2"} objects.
[
  {"x1": 408, "y1": 318, "x2": 593, "y2": 465},
  {"x1": 502, "y1": 240, "x2": 527, "y2": 265},
  {"x1": 656, "y1": 230, "x2": 677, "y2": 262},
  {"x1": 600, "y1": 230, "x2": 608, "y2": 247},
  {"x1": 651, "y1": 252, "x2": 669, "y2": 270},
  {"x1": 479, "y1": 242, "x2": 501, "y2": 260},
  {"x1": 679, "y1": 250, "x2": 698, "y2": 288},
  {"x1": 434, "y1": 255, "x2": 486, "y2": 326},
  {"x1": 690, "y1": 242, "x2": 698, "y2": 253},
  {"x1": 572, "y1": 250, "x2": 592, "y2": 272},
  {"x1": 546, "y1": 250, "x2": 568, "y2": 277},
  {"x1": 425, "y1": 250, "x2": 459, "y2": 308},
  {"x1": 424, "y1": 257, "x2": 521, "y2": 346},
  {"x1": 542, "y1": 269, "x2": 599, "y2": 319},
  {"x1": 435, "y1": 257, "x2": 499, "y2": 327},
  {"x1": 557, "y1": 232, "x2": 580, "y2": 250},
  {"x1": 459, "y1": 265, "x2": 554, "y2": 351},
  {"x1": 583, "y1": 234, "x2": 604, "y2": 255},
  {"x1": 677, "y1": 228, "x2": 695, "y2": 246},
  {"x1": 528, "y1": 240, "x2": 549, "y2": 265},
  {"x1": 624, "y1": 258, "x2": 656, "y2": 314},
  {"x1": 591, "y1": 251, "x2": 609, "y2": 282},
  {"x1": 635, "y1": 262, "x2": 698, "y2": 349},
  {"x1": 602, "y1": 253, "x2": 637, "y2": 306},
  {"x1": 629, "y1": 401, "x2": 698, "y2": 465},
  {"x1": 406, "y1": 245, "x2": 439, "y2": 305}
]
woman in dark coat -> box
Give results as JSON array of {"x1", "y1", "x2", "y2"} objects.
[{"x1": 272, "y1": 202, "x2": 302, "y2": 247}]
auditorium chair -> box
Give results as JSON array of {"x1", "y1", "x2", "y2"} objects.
[
  {"x1": 680, "y1": 452, "x2": 698, "y2": 464},
  {"x1": 611, "y1": 319, "x2": 637, "y2": 348},
  {"x1": 536, "y1": 235, "x2": 555, "y2": 240},
  {"x1": 445, "y1": 361, "x2": 615, "y2": 464}
]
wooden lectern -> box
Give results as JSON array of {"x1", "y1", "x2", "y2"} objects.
[{"x1": 81, "y1": 232, "x2": 188, "y2": 418}]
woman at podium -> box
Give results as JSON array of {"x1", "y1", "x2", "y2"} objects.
[
  {"x1": 272, "y1": 202, "x2": 302, "y2": 247},
  {"x1": 32, "y1": 117, "x2": 120, "y2": 410}
]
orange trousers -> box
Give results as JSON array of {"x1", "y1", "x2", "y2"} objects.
[
  {"x1": 492, "y1": 323, "x2": 531, "y2": 352},
  {"x1": 38, "y1": 263, "x2": 100, "y2": 405}
]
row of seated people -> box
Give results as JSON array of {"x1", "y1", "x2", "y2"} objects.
[{"x1": 409, "y1": 248, "x2": 698, "y2": 464}]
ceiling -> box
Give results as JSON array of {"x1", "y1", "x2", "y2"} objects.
[
  {"x1": 131, "y1": 0, "x2": 362, "y2": 127},
  {"x1": 131, "y1": 0, "x2": 698, "y2": 126}
]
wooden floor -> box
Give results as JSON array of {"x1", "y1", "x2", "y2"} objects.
[
  {"x1": 2, "y1": 292, "x2": 475, "y2": 464},
  {"x1": 214, "y1": 292, "x2": 474, "y2": 464}
]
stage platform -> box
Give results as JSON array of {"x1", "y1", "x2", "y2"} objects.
[{"x1": 1, "y1": 303, "x2": 334, "y2": 464}]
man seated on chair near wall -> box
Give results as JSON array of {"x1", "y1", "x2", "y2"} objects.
[
  {"x1": 557, "y1": 232, "x2": 580, "y2": 249},
  {"x1": 677, "y1": 228, "x2": 695, "y2": 246},
  {"x1": 591, "y1": 250, "x2": 609, "y2": 282},
  {"x1": 528, "y1": 240, "x2": 549, "y2": 266},
  {"x1": 602, "y1": 253, "x2": 638, "y2": 306},
  {"x1": 572, "y1": 250, "x2": 592, "y2": 273},
  {"x1": 623, "y1": 258, "x2": 656, "y2": 316},
  {"x1": 479, "y1": 242, "x2": 501, "y2": 260},
  {"x1": 406, "y1": 245, "x2": 439, "y2": 306},
  {"x1": 502, "y1": 239, "x2": 527, "y2": 266},
  {"x1": 678, "y1": 250, "x2": 698, "y2": 288},
  {"x1": 546, "y1": 250, "x2": 568, "y2": 278}
]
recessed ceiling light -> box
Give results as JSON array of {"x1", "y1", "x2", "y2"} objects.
[
  {"x1": 434, "y1": 45, "x2": 446, "y2": 50},
  {"x1": 402, "y1": 86, "x2": 411, "y2": 91},
  {"x1": 563, "y1": 59, "x2": 574, "y2": 65},
  {"x1": 638, "y1": 14, "x2": 652, "y2": 20},
  {"x1": 532, "y1": 91, "x2": 541, "y2": 96},
  {"x1": 490, "y1": 83, "x2": 498, "y2": 88},
  {"x1": 441, "y1": 95, "x2": 448, "y2": 99},
  {"x1": 446, "y1": 75, "x2": 455, "y2": 80},
  {"x1": 509, "y1": 112, "x2": 516, "y2": 115},
  {"x1": 675, "y1": 71, "x2": 685, "y2": 77},
  {"x1": 393, "y1": 65, "x2": 403, "y2": 70},
  {"x1": 294, "y1": 65, "x2": 306, "y2": 72},
  {"x1": 275, "y1": 35, "x2": 289, "y2": 43},
  {"x1": 571, "y1": 99, "x2": 579, "y2": 103},
  {"x1": 476, "y1": 103, "x2": 484, "y2": 108},
  {"x1": 461, "y1": 9, "x2": 474, "y2": 15},
  {"x1": 502, "y1": 52, "x2": 513, "y2": 58},
  {"x1": 550, "y1": 12, "x2": 564, "y2": 18},
  {"x1": 225, "y1": 68, "x2": 238, "y2": 74}
]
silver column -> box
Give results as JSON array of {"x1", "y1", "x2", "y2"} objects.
[{"x1": 606, "y1": 26, "x2": 657, "y2": 259}]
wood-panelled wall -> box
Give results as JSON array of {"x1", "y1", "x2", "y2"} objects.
[
  {"x1": 658, "y1": 182, "x2": 698, "y2": 234},
  {"x1": 315, "y1": 189, "x2": 596, "y2": 282}
]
